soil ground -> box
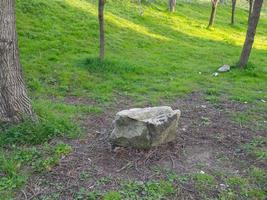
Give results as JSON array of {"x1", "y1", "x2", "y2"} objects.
[{"x1": 16, "y1": 93, "x2": 265, "y2": 199}]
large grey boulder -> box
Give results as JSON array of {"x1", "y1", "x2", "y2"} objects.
[{"x1": 110, "y1": 106, "x2": 181, "y2": 149}]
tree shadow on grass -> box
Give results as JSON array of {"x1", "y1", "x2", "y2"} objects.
[{"x1": 17, "y1": 0, "x2": 267, "y2": 103}]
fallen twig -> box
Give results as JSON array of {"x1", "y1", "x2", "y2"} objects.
[{"x1": 116, "y1": 161, "x2": 133, "y2": 172}]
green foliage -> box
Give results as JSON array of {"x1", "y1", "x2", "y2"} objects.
[
  {"x1": 193, "y1": 172, "x2": 216, "y2": 192},
  {"x1": 103, "y1": 191, "x2": 122, "y2": 200},
  {"x1": 54, "y1": 143, "x2": 73, "y2": 156},
  {"x1": 0, "y1": 98, "x2": 98, "y2": 147},
  {"x1": 230, "y1": 103, "x2": 267, "y2": 131},
  {"x1": 0, "y1": 142, "x2": 73, "y2": 198},
  {"x1": 14, "y1": 147, "x2": 41, "y2": 164},
  {"x1": 81, "y1": 57, "x2": 139, "y2": 75},
  {"x1": 75, "y1": 187, "x2": 87, "y2": 200},
  {"x1": 96, "y1": 176, "x2": 113, "y2": 186},
  {"x1": 0, "y1": 154, "x2": 26, "y2": 191},
  {"x1": 0, "y1": 119, "x2": 74, "y2": 146},
  {"x1": 79, "y1": 171, "x2": 91, "y2": 181},
  {"x1": 243, "y1": 136, "x2": 267, "y2": 160},
  {"x1": 119, "y1": 180, "x2": 175, "y2": 199},
  {"x1": 217, "y1": 167, "x2": 267, "y2": 200},
  {"x1": 249, "y1": 167, "x2": 267, "y2": 188},
  {"x1": 33, "y1": 156, "x2": 59, "y2": 172},
  {"x1": 86, "y1": 191, "x2": 102, "y2": 200}
]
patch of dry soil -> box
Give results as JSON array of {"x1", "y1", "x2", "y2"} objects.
[{"x1": 17, "y1": 93, "x2": 264, "y2": 200}]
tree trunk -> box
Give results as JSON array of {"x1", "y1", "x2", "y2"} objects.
[
  {"x1": 169, "y1": 0, "x2": 176, "y2": 12},
  {"x1": 98, "y1": 0, "x2": 105, "y2": 60},
  {"x1": 238, "y1": 0, "x2": 263, "y2": 68},
  {"x1": 0, "y1": 0, "x2": 34, "y2": 123},
  {"x1": 208, "y1": 0, "x2": 218, "y2": 27},
  {"x1": 231, "y1": 0, "x2": 236, "y2": 24},
  {"x1": 248, "y1": 0, "x2": 254, "y2": 23}
]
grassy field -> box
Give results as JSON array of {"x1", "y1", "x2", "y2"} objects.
[{"x1": 0, "y1": 0, "x2": 266, "y2": 199}]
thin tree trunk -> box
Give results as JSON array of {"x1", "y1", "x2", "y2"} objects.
[
  {"x1": 231, "y1": 0, "x2": 236, "y2": 24},
  {"x1": 238, "y1": 0, "x2": 263, "y2": 68},
  {"x1": 169, "y1": 0, "x2": 176, "y2": 12},
  {"x1": 0, "y1": 0, "x2": 34, "y2": 123},
  {"x1": 248, "y1": 0, "x2": 254, "y2": 23},
  {"x1": 208, "y1": 0, "x2": 218, "y2": 27},
  {"x1": 98, "y1": 0, "x2": 105, "y2": 60}
]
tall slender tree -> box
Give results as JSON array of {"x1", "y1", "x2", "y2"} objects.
[
  {"x1": 248, "y1": 0, "x2": 254, "y2": 22},
  {"x1": 98, "y1": 0, "x2": 105, "y2": 60},
  {"x1": 0, "y1": 0, "x2": 34, "y2": 123},
  {"x1": 169, "y1": 0, "x2": 176, "y2": 12},
  {"x1": 238, "y1": 0, "x2": 263, "y2": 68},
  {"x1": 231, "y1": 0, "x2": 237, "y2": 24},
  {"x1": 208, "y1": 0, "x2": 219, "y2": 27}
]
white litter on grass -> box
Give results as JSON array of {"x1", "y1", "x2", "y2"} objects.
[
  {"x1": 218, "y1": 64, "x2": 230, "y2": 72},
  {"x1": 261, "y1": 99, "x2": 266, "y2": 103},
  {"x1": 212, "y1": 72, "x2": 219, "y2": 76},
  {"x1": 219, "y1": 183, "x2": 229, "y2": 190}
]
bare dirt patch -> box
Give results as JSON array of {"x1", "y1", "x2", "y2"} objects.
[{"x1": 17, "y1": 93, "x2": 265, "y2": 200}]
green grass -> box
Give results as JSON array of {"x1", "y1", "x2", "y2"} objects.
[
  {"x1": 230, "y1": 101, "x2": 267, "y2": 131},
  {"x1": 73, "y1": 179, "x2": 175, "y2": 200},
  {"x1": 16, "y1": 0, "x2": 267, "y2": 103},
  {"x1": 0, "y1": 142, "x2": 73, "y2": 198},
  {"x1": 0, "y1": 0, "x2": 266, "y2": 198},
  {"x1": 243, "y1": 136, "x2": 267, "y2": 161},
  {"x1": 60, "y1": 168, "x2": 267, "y2": 200}
]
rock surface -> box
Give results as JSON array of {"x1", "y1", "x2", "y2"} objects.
[
  {"x1": 110, "y1": 106, "x2": 181, "y2": 149},
  {"x1": 218, "y1": 64, "x2": 230, "y2": 72}
]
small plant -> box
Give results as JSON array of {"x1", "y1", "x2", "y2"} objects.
[
  {"x1": 87, "y1": 191, "x2": 101, "y2": 200},
  {"x1": 0, "y1": 154, "x2": 26, "y2": 192},
  {"x1": 33, "y1": 156, "x2": 59, "y2": 172},
  {"x1": 193, "y1": 172, "x2": 216, "y2": 193},
  {"x1": 177, "y1": 175, "x2": 190, "y2": 183},
  {"x1": 165, "y1": 170, "x2": 178, "y2": 182},
  {"x1": 79, "y1": 171, "x2": 91, "y2": 181},
  {"x1": 120, "y1": 180, "x2": 175, "y2": 199},
  {"x1": 201, "y1": 116, "x2": 211, "y2": 125},
  {"x1": 14, "y1": 147, "x2": 41, "y2": 164},
  {"x1": 243, "y1": 136, "x2": 267, "y2": 160},
  {"x1": 96, "y1": 176, "x2": 113, "y2": 186},
  {"x1": 54, "y1": 143, "x2": 72, "y2": 156},
  {"x1": 103, "y1": 191, "x2": 122, "y2": 200},
  {"x1": 75, "y1": 187, "x2": 87, "y2": 200}
]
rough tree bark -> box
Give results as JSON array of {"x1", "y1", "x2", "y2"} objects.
[
  {"x1": 0, "y1": 0, "x2": 34, "y2": 123},
  {"x1": 238, "y1": 0, "x2": 263, "y2": 68},
  {"x1": 208, "y1": 0, "x2": 219, "y2": 27},
  {"x1": 98, "y1": 0, "x2": 105, "y2": 60},
  {"x1": 169, "y1": 0, "x2": 176, "y2": 12},
  {"x1": 231, "y1": 0, "x2": 237, "y2": 24}
]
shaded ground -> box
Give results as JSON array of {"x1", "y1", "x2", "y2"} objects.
[{"x1": 16, "y1": 93, "x2": 265, "y2": 199}]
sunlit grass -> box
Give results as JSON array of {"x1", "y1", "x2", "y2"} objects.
[
  {"x1": 15, "y1": 0, "x2": 267, "y2": 104},
  {"x1": 65, "y1": 0, "x2": 170, "y2": 40},
  {"x1": 65, "y1": 0, "x2": 267, "y2": 49}
]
